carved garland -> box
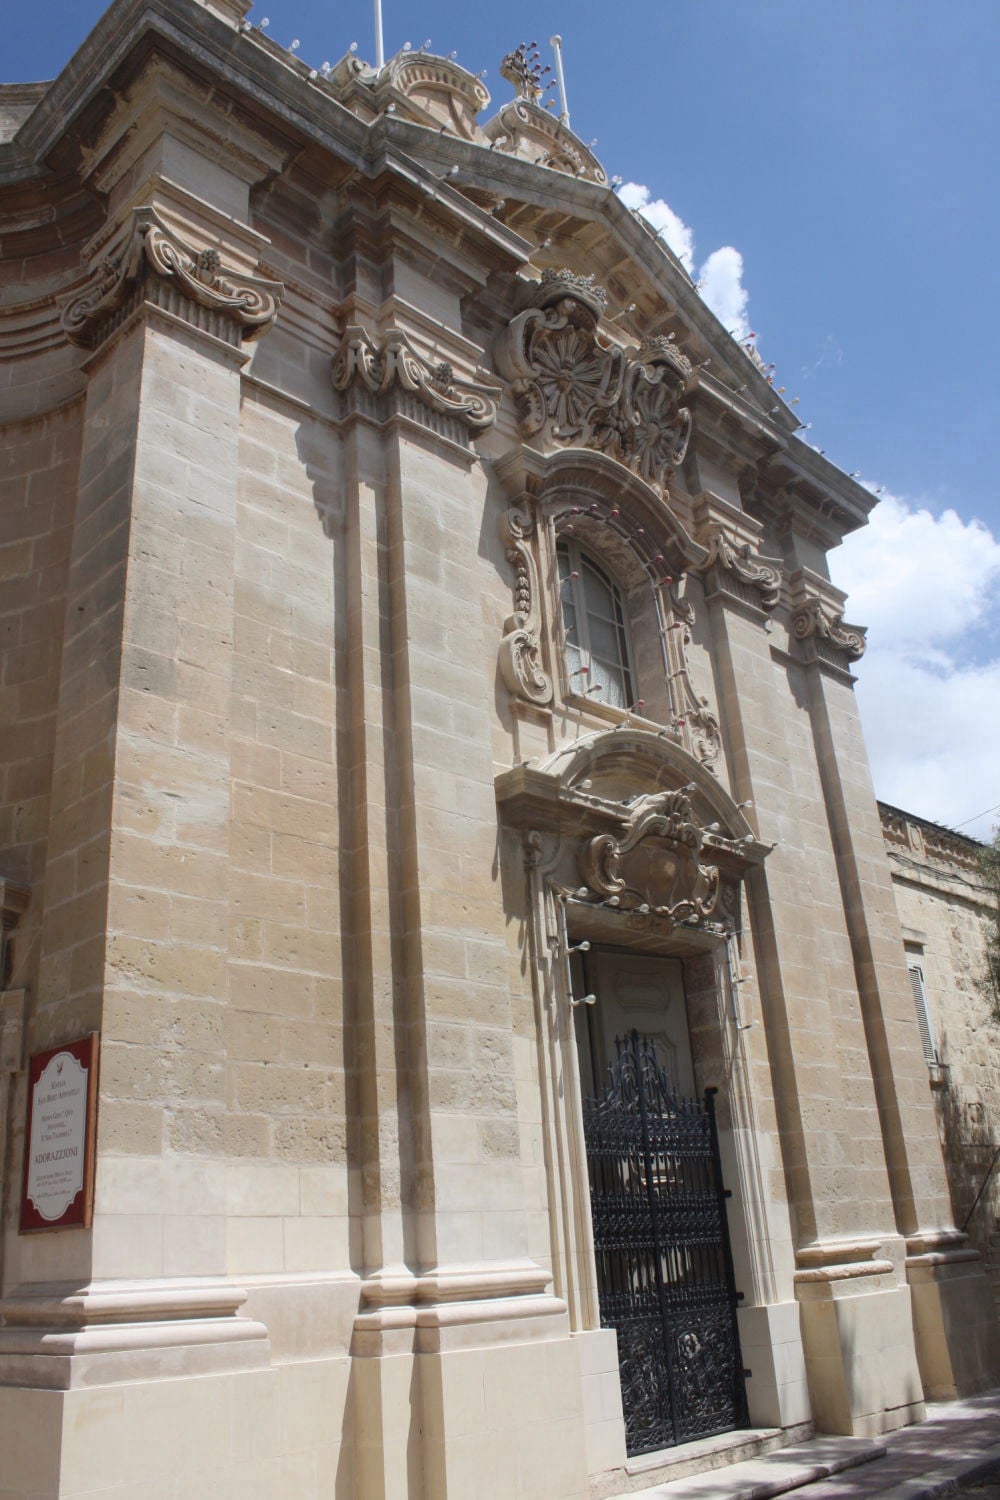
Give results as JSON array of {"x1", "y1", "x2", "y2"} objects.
[
  {"x1": 61, "y1": 207, "x2": 283, "y2": 348},
  {"x1": 792, "y1": 599, "x2": 866, "y2": 661},
  {"x1": 499, "y1": 506, "x2": 552, "y2": 705},
  {"x1": 495, "y1": 270, "x2": 693, "y2": 495},
  {"x1": 666, "y1": 595, "x2": 723, "y2": 769},
  {"x1": 332, "y1": 325, "x2": 499, "y2": 432},
  {"x1": 578, "y1": 789, "x2": 720, "y2": 927}
]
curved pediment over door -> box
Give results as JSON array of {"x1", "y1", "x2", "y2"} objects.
[{"x1": 496, "y1": 726, "x2": 769, "y2": 941}]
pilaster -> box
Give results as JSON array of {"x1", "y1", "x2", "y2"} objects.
[
  {"x1": 705, "y1": 551, "x2": 926, "y2": 1434},
  {"x1": 332, "y1": 284, "x2": 588, "y2": 1494},
  {"x1": 791, "y1": 569, "x2": 1000, "y2": 1399},
  {"x1": 2, "y1": 109, "x2": 283, "y2": 1401}
]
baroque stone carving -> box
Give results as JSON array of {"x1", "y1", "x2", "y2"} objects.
[
  {"x1": 484, "y1": 47, "x2": 607, "y2": 184},
  {"x1": 792, "y1": 599, "x2": 866, "y2": 661},
  {"x1": 332, "y1": 325, "x2": 499, "y2": 432},
  {"x1": 663, "y1": 592, "x2": 723, "y2": 771},
  {"x1": 700, "y1": 525, "x2": 782, "y2": 611},
  {"x1": 328, "y1": 50, "x2": 489, "y2": 140},
  {"x1": 578, "y1": 789, "x2": 720, "y2": 926},
  {"x1": 499, "y1": 507, "x2": 553, "y2": 705},
  {"x1": 61, "y1": 207, "x2": 283, "y2": 348},
  {"x1": 496, "y1": 270, "x2": 692, "y2": 494}
]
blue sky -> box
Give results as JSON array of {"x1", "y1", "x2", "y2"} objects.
[{"x1": 6, "y1": 1, "x2": 999, "y2": 836}]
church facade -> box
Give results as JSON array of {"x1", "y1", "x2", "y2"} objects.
[{"x1": 0, "y1": 2, "x2": 996, "y2": 1496}]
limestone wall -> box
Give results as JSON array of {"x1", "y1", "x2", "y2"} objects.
[{"x1": 881, "y1": 805, "x2": 999, "y2": 1263}]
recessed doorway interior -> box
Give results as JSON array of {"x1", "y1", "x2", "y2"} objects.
[{"x1": 573, "y1": 944, "x2": 747, "y2": 1456}]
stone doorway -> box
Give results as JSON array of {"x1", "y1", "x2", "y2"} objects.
[{"x1": 574, "y1": 948, "x2": 748, "y2": 1456}]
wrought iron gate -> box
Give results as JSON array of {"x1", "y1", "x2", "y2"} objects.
[{"x1": 582, "y1": 1032, "x2": 748, "y2": 1455}]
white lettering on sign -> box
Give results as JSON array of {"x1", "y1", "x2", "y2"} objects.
[{"x1": 26, "y1": 1051, "x2": 88, "y2": 1222}]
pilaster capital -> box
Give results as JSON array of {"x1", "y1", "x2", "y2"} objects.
[
  {"x1": 788, "y1": 568, "x2": 866, "y2": 671},
  {"x1": 695, "y1": 519, "x2": 783, "y2": 612},
  {"x1": 332, "y1": 322, "x2": 500, "y2": 442},
  {"x1": 60, "y1": 206, "x2": 284, "y2": 352}
]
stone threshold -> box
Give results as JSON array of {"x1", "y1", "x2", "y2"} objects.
[{"x1": 604, "y1": 1433, "x2": 887, "y2": 1500}]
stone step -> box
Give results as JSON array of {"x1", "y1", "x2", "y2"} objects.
[{"x1": 605, "y1": 1435, "x2": 886, "y2": 1500}]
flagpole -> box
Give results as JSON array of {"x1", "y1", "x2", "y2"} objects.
[
  {"x1": 374, "y1": 0, "x2": 385, "y2": 68},
  {"x1": 550, "y1": 35, "x2": 569, "y2": 126}
]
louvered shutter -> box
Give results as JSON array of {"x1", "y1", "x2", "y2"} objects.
[{"x1": 907, "y1": 962, "x2": 937, "y2": 1064}]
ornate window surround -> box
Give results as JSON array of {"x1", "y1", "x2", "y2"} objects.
[{"x1": 494, "y1": 446, "x2": 725, "y2": 769}]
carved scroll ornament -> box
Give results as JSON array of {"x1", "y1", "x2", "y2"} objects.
[
  {"x1": 579, "y1": 789, "x2": 720, "y2": 926},
  {"x1": 495, "y1": 270, "x2": 693, "y2": 494},
  {"x1": 61, "y1": 207, "x2": 283, "y2": 348},
  {"x1": 792, "y1": 599, "x2": 866, "y2": 661},
  {"x1": 499, "y1": 507, "x2": 552, "y2": 705},
  {"x1": 333, "y1": 326, "x2": 499, "y2": 432},
  {"x1": 701, "y1": 525, "x2": 782, "y2": 611}
]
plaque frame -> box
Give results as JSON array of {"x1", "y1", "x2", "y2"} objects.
[{"x1": 20, "y1": 1033, "x2": 99, "y2": 1233}]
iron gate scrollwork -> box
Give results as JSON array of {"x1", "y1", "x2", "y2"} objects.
[{"x1": 582, "y1": 1031, "x2": 748, "y2": 1455}]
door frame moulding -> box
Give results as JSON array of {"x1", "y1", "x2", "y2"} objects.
[{"x1": 496, "y1": 728, "x2": 776, "y2": 1350}]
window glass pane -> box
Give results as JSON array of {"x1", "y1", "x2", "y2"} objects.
[
  {"x1": 590, "y1": 657, "x2": 628, "y2": 709},
  {"x1": 581, "y1": 559, "x2": 617, "y2": 620},
  {"x1": 588, "y1": 613, "x2": 622, "y2": 662},
  {"x1": 556, "y1": 542, "x2": 634, "y2": 711}
]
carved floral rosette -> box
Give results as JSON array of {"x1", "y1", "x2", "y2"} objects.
[
  {"x1": 495, "y1": 270, "x2": 693, "y2": 494},
  {"x1": 578, "y1": 789, "x2": 720, "y2": 927},
  {"x1": 498, "y1": 506, "x2": 552, "y2": 705},
  {"x1": 61, "y1": 207, "x2": 283, "y2": 349},
  {"x1": 332, "y1": 325, "x2": 499, "y2": 436}
]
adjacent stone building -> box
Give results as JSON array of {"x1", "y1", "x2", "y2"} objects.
[
  {"x1": 0, "y1": 2, "x2": 996, "y2": 1495},
  {"x1": 879, "y1": 805, "x2": 1000, "y2": 1289}
]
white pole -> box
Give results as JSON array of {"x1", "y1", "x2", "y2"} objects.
[
  {"x1": 550, "y1": 34, "x2": 569, "y2": 126},
  {"x1": 374, "y1": 0, "x2": 385, "y2": 68}
]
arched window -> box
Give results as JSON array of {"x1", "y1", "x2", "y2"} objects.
[{"x1": 557, "y1": 541, "x2": 635, "y2": 711}]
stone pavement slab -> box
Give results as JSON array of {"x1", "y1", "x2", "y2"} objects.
[{"x1": 621, "y1": 1394, "x2": 1000, "y2": 1500}]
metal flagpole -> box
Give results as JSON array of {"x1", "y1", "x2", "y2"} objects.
[
  {"x1": 550, "y1": 34, "x2": 570, "y2": 125},
  {"x1": 374, "y1": 0, "x2": 385, "y2": 68}
]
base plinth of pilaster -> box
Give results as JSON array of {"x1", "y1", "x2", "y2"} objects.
[
  {"x1": 906, "y1": 1236, "x2": 1000, "y2": 1399},
  {"x1": 795, "y1": 1246, "x2": 925, "y2": 1436}
]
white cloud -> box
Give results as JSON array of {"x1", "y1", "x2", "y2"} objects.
[
  {"x1": 698, "y1": 246, "x2": 750, "y2": 340},
  {"x1": 618, "y1": 182, "x2": 695, "y2": 273},
  {"x1": 831, "y1": 493, "x2": 1000, "y2": 840},
  {"x1": 619, "y1": 183, "x2": 751, "y2": 340}
]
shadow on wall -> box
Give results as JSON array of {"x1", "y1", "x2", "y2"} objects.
[{"x1": 934, "y1": 1033, "x2": 1000, "y2": 1265}]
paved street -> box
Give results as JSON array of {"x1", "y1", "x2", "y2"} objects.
[{"x1": 621, "y1": 1393, "x2": 1000, "y2": 1500}]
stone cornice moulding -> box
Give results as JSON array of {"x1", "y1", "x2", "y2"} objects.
[
  {"x1": 332, "y1": 323, "x2": 500, "y2": 434},
  {"x1": 60, "y1": 206, "x2": 284, "y2": 350},
  {"x1": 0, "y1": 1279, "x2": 270, "y2": 1388},
  {"x1": 494, "y1": 269, "x2": 694, "y2": 497}
]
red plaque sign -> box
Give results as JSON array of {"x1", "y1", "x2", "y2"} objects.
[{"x1": 20, "y1": 1034, "x2": 98, "y2": 1232}]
